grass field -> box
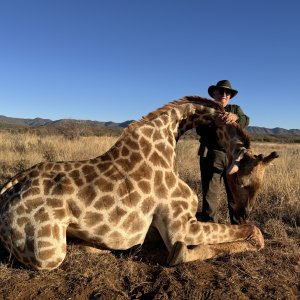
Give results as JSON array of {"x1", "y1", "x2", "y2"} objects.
[{"x1": 0, "y1": 132, "x2": 299, "y2": 299}]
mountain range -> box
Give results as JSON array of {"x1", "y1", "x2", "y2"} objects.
[{"x1": 0, "y1": 115, "x2": 299, "y2": 138}]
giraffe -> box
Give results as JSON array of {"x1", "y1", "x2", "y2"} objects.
[{"x1": 0, "y1": 96, "x2": 278, "y2": 270}]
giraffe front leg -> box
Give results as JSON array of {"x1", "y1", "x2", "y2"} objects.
[{"x1": 168, "y1": 219, "x2": 265, "y2": 266}]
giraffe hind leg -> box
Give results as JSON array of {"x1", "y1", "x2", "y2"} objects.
[{"x1": 8, "y1": 223, "x2": 68, "y2": 270}]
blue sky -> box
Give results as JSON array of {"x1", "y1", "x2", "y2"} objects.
[{"x1": 0, "y1": 1, "x2": 299, "y2": 129}]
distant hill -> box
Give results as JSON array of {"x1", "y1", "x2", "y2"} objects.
[{"x1": 0, "y1": 115, "x2": 299, "y2": 141}]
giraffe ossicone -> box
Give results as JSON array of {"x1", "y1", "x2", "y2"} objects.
[{"x1": 0, "y1": 96, "x2": 278, "y2": 270}]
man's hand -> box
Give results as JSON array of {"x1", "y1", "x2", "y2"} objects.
[{"x1": 215, "y1": 112, "x2": 239, "y2": 126}]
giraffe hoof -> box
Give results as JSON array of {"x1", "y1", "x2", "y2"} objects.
[{"x1": 167, "y1": 241, "x2": 186, "y2": 266}]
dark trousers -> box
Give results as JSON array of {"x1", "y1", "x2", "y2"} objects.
[{"x1": 199, "y1": 146, "x2": 238, "y2": 224}]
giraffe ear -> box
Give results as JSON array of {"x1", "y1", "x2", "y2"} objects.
[
  {"x1": 227, "y1": 162, "x2": 239, "y2": 175},
  {"x1": 262, "y1": 151, "x2": 279, "y2": 165}
]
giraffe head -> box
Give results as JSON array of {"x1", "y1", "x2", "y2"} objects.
[
  {"x1": 215, "y1": 123, "x2": 279, "y2": 223},
  {"x1": 226, "y1": 148, "x2": 279, "y2": 223}
]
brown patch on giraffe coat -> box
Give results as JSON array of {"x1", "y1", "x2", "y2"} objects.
[
  {"x1": 165, "y1": 171, "x2": 177, "y2": 188},
  {"x1": 154, "y1": 171, "x2": 168, "y2": 199},
  {"x1": 64, "y1": 163, "x2": 73, "y2": 172},
  {"x1": 152, "y1": 130, "x2": 163, "y2": 140},
  {"x1": 114, "y1": 158, "x2": 130, "y2": 171},
  {"x1": 53, "y1": 164, "x2": 62, "y2": 172},
  {"x1": 103, "y1": 166, "x2": 122, "y2": 179},
  {"x1": 149, "y1": 151, "x2": 168, "y2": 168},
  {"x1": 203, "y1": 225, "x2": 211, "y2": 234},
  {"x1": 140, "y1": 127, "x2": 154, "y2": 138},
  {"x1": 74, "y1": 162, "x2": 82, "y2": 168},
  {"x1": 94, "y1": 178, "x2": 114, "y2": 193},
  {"x1": 77, "y1": 185, "x2": 97, "y2": 205},
  {"x1": 122, "y1": 212, "x2": 145, "y2": 232},
  {"x1": 67, "y1": 199, "x2": 82, "y2": 218},
  {"x1": 156, "y1": 143, "x2": 173, "y2": 163},
  {"x1": 96, "y1": 162, "x2": 112, "y2": 173},
  {"x1": 38, "y1": 241, "x2": 53, "y2": 248},
  {"x1": 38, "y1": 248, "x2": 56, "y2": 260},
  {"x1": 153, "y1": 119, "x2": 164, "y2": 127},
  {"x1": 121, "y1": 191, "x2": 141, "y2": 207},
  {"x1": 139, "y1": 136, "x2": 152, "y2": 158},
  {"x1": 22, "y1": 187, "x2": 41, "y2": 198},
  {"x1": 46, "y1": 198, "x2": 63, "y2": 208},
  {"x1": 116, "y1": 183, "x2": 128, "y2": 198},
  {"x1": 141, "y1": 197, "x2": 155, "y2": 215},
  {"x1": 34, "y1": 207, "x2": 50, "y2": 223},
  {"x1": 189, "y1": 221, "x2": 201, "y2": 235},
  {"x1": 126, "y1": 139, "x2": 139, "y2": 151},
  {"x1": 52, "y1": 224, "x2": 60, "y2": 240},
  {"x1": 121, "y1": 146, "x2": 130, "y2": 157},
  {"x1": 24, "y1": 198, "x2": 44, "y2": 213},
  {"x1": 82, "y1": 165, "x2": 95, "y2": 175},
  {"x1": 51, "y1": 183, "x2": 68, "y2": 196},
  {"x1": 29, "y1": 170, "x2": 39, "y2": 178},
  {"x1": 31, "y1": 179, "x2": 39, "y2": 187},
  {"x1": 16, "y1": 205, "x2": 26, "y2": 215},
  {"x1": 43, "y1": 179, "x2": 54, "y2": 195},
  {"x1": 44, "y1": 163, "x2": 54, "y2": 171},
  {"x1": 171, "y1": 182, "x2": 191, "y2": 199},
  {"x1": 128, "y1": 233, "x2": 143, "y2": 246},
  {"x1": 129, "y1": 152, "x2": 143, "y2": 166},
  {"x1": 137, "y1": 180, "x2": 151, "y2": 194},
  {"x1": 84, "y1": 212, "x2": 103, "y2": 227},
  {"x1": 69, "y1": 170, "x2": 85, "y2": 187},
  {"x1": 178, "y1": 182, "x2": 192, "y2": 198},
  {"x1": 130, "y1": 162, "x2": 153, "y2": 181},
  {"x1": 170, "y1": 220, "x2": 182, "y2": 232},
  {"x1": 171, "y1": 200, "x2": 189, "y2": 219},
  {"x1": 94, "y1": 195, "x2": 114, "y2": 210},
  {"x1": 38, "y1": 224, "x2": 52, "y2": 238},
  {"x1": 108, "y1": 231, "x2": 123, "y2": 247},
  {"x1": 85, "y1": 172, "x2": 98, "y2": 183},
  {"x1": 93, "y1": 224, "x2": 110, "y2": 236},
  {"x1": 53, "y1": 209, "x2": 67, "y2": 220},
  {"x1": 17, "y1": 217, "x2": 28, "y2": 228},
  {"x1": 109, "y1": 206, "x2": 127, "y2": 225}
]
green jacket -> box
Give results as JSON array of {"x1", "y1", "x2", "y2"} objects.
[{"x1": 196, "y1": 104, "x2": 249, "y2": 152}]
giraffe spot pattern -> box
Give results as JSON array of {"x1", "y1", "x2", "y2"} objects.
[
  {"x1": 34, "y1": 207, "x2": 50, "y2": 223},
  {"x1": 108, "y1": 206, "x2": 127, "y2": 225},
  {"x1": 94, "y1": 195, "x2": 114, "y2": 210},
  {"x1": 84, "y1": 212, "x2": 103, "y2": 227},
  {"x1": 141, "y1": 197, "x2": 155, "y2": 215},
  {"x1": 77, "y1": 185, "x2": 97, "y2": 205},
  {"x1": 93, "y1": 224, "x2": 110, "y2": 236},
  {"x1": 67, "y1": 199, "x2": 82, "y2": 218}
]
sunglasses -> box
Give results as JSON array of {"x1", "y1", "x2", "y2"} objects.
[{"x1": 218, "y1": 88, "x2": 232, "y2": 96}]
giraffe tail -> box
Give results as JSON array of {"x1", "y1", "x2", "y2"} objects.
[{"x1": 0, "y1": 173, "x2": 27, "y2": 195}]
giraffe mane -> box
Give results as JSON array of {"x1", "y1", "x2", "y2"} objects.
[
  {"x1": 230, "y1": 122, "x2": 251, "y2": 149},
  {"x1": 120, "y1": 96, "x2": 224, "y2": 137}
]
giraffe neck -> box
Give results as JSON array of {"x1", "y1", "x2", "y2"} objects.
[
  {"x1": 216, "y1": 123, "x2": 250, "y2": 164},
  {"x1": 112, "y1": 98, "x2": 223, "y2": 172}
]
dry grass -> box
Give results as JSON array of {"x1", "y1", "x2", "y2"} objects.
[{"x1": 0, "y1": 132, "x2": 299, "y2": 299}]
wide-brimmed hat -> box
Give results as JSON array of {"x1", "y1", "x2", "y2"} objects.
[{"x1": 208, "y1": 80, "x2": 238, "y2": 98}]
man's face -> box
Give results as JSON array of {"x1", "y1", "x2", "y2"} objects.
[{"x1": 212, "y1": 88, "x2": 231, "y2": 107}]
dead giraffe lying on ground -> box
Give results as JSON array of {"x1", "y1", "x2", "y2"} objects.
[{"x1": 0, "y1": 96, "x2": 278, "y2": 270}]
